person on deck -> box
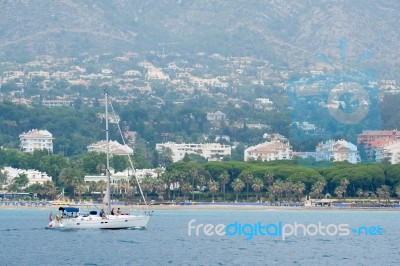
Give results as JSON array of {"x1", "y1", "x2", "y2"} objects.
[
  {"x1": 117, "y1": 208, "x2": 121, "y2": 215},
  {"x1": 111, "y1": 208, "x2": 115, "y2": 215}
]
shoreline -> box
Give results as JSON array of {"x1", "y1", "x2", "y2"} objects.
[{"x1": 1, "y1": 203, "x2": 399, "y2": 211}]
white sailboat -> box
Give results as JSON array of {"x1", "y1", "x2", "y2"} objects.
[{"x1": 48, "y1": 92, "x2": 150, "y2": 229}]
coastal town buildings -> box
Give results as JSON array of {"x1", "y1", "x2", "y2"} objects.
[
  {"x1": 84, "y1": 168, "x2": 159, "y2": 185},
  {"x1": 357, "y1": 130, "x2": 400, "y2": 145},
  {"x1": 357, "y1": 130, "x2": 400, "y2": 161},
  {"x1": 206, "y1": 111, "x2": 227, "y2": 122},
  {"x1": 1, "y1": 166, "x2": 52, "y2": 188},
  {"x1": 19, "y1": 129, "x2": 53, "y2": 153},
  {"x1": 42, "y1": 99, "x2": 73, "y2": 107},
  {"x1": 155, "y1": 142, "x2": 231, "y2": 162},
  {"x1": 362, "y1": 138, "x2": 394, "y2": 162},
  {"x1": 244, "y1": 140, "x2": 293, "y2": 161},
  {"x1": 87, "y1": 140, "x2": 133, "y2": 155},
  {"x1": 379, "y1": 140, "x2": 400, "y2": 164},
  {"x1": 315, "y1": 139, "x2": 360, "y2": 164}
]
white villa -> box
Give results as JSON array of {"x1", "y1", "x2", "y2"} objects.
[
  {"x1": 1, "y1": 166, "x2": 52, "y2": 188},
  {"x1": 87, "y1": 141, "x2": 133, "y2": 155},
  {"x1": 155, "y1": 142, "x2": 231, "y2": 162},
  {"x1": 244, "y1": 141, "x2": 293, "y2": 161},
  {"x1": 206, "y1": 111, "x2": 226, "y2": 122},
  {"x1": 84, "y1": 169, "x2": 159, "y2": 185},
  {"x1": 315, "y1": 139, "x2": 360, "y2": 164},
  {"x1": 19, "y1": 129, "x2": 53, "y2": 153}
]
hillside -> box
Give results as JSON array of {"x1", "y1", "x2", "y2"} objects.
[{"x1": 0, "y1": 0, "x2": 399, "y2": 75}]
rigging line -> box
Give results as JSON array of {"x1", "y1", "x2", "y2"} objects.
[{"x1": 108, "y1": 99, "x2": 149, "y2": 211}]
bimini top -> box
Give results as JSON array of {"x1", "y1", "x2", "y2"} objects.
[{"x1": 58, "y1": 207, "x2": 80, "y2": 213}]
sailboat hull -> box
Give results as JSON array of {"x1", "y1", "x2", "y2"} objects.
[{"x1": 48, "y1": 214, "x2": 150, "y2": 229}]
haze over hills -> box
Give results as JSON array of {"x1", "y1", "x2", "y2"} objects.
[{"x1": 0, "y1": 0, "x2": 399, "y2": 76}]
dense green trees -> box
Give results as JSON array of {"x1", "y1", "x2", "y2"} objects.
[
  {"x1": 0, "y1": 102, "x2": 103, "y2": 155},
  {"x1": 2, "y1": 146, "x2": 400, "y2": 203}
]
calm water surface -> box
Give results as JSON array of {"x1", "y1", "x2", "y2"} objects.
[{"x1": 0, "y1": 208, "x2": 399, "y2": 265}]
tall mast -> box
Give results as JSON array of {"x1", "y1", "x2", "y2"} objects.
[{"x1": 105, "y1": 91, "x2": 111, "y2": 214}]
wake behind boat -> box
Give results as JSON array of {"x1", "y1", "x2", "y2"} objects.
[{"x1": 47, "y1": 92, "x2": 151, "y2": 229}]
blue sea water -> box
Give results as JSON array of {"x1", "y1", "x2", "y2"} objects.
[{"x1": 0, "y1": 208, "x2": 399, "y2": 266}]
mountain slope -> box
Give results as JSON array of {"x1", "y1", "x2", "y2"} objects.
[{"x1": 0, "y1": 0, "x2": 399, "y2": 73}]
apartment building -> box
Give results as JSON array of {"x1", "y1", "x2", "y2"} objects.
[
  {"x1": 156, "y1": 142, "x2": 231, "y2": 162},
  {"x1": 1, "y1": 166, "x2": 52, "y2": 188},
  {"x1": 316, "y1": 139, "x2": 360, "y2": 164},
  {"x1": 244, "y1": 140, "x2": 293, "y2": 161},
  {"x1": 19, "y1": 129, "x2": 53, "y2": 153}
]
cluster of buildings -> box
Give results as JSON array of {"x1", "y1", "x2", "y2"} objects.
[
  {"x1": 0, "y1": 52, "x2": 287, "y2": 108},
  {"x1": 6, "y1": 126, "x2": 400, "y2": 192},
  {"x1": 242, "y1": 130, "x2": 400, "y2": 164},
  {"x1": 0, "y1": 166, "x2": 52, "y2": 189},
  {"x1": 155, "y1": 142, "x2": 231, "y2": 162},
  {"x1": 16, "y1": 127, "x2": 400, "y2": 168},
  {"x1": 243, "y1": 136, "x2": 361, "y2": 164},
  {"x1": 244, "y1": 140, "x2": 293, "y2": 161},
  {"x1": 358, "y1": 130, "x2": 400, "y2": 164},
  {"x1": 83, "y1": 168, "x2": 158, "y2": 186}
]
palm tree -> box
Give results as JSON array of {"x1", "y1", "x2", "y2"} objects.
[
  {"x1": 244, "y1": 173, "x2": 254, "y2": 201},
  {"x1": 120, "y1": 179, "x2": 131, "y2": 199},
  {"x1": 140, "y1": 176, "x2": 154, "y2": 203},
  {"x1": 283, "y1": 181, "x2": 294, "y2": 203},
  {"x1": 208, "y1": 181, "x2": 220, "y2": 203},
  {"x1": 58, "y1": 167, "x2": 82, "y2": 197},
  {"x1": 311, "y1": 180, "x2": 326, "y2": 199},
  {"x1": 116, "y1": 180, "x2": 123, "y2": 196},
  {"x1": 231, "y1": 178, "x2": 245, "y2": 202},
  {"x1": 251, "y1": 178, "x2": 264, "y2": 202},
  {"x1": 340, "y1": 178, "x2": 350, "y2": 198},
  {"x1": 181, "y1": 182, "x2": 193, "y2": 202},
  {"x1": 154, "y1": 179, "x2": 166, "y2": 200},
  {"x1": 89, "y1": 181, "x2": 98, "y2": 194},
  {"x1": 111, "y1": 184, "x2": 118, "y2": 200},
  {"x1": 129, "y1": 175, "x2": 138, "y2": 197},
  {"x1": 395, "y1": 185, "x2": 400, "y2": 199},
  {"x1": 189, "y1": 168, "x2": 199, "y2": 201},
  {"x1": 218, "y1": 171, "x2": 230, "y2": 201},
  {"x1": 196, "y1": 174, "x2": 207, "y2": 201},
  {"x1": 42, "y1": 180, "x2": 56, "y2": 200},
  {"x1": 75, "y1": 183, "x2": 87, "y2": 201},
  {"x1": 97, "y1": 180, "x2": 107, "y2": 199},
  {"x1": 292, "y1": 182, "x2": 305, "y2": 202},
  {"x1": 70, "y1": 177, "x2": 85, "y2": 199},
  {"x1": 155, "y1": 167, "x2": 164, "y2": 179},
  {"x1": 334, "y1": 186, "x2": 345, "y2": 199},
  {"x1": 161, "y1": 172, "x2": 172, "y2": 200},
  {"x1": 264, "y1": 172, "x2": 274, "y2": 188},
  {"x1": 171, "y1": 170, "x2": 185, "y2": 200},
  {"x1": 273, "y1": 180, "x2": 286, "y2": 205},
  {"x1": 356, "y1": 188, "x2": 364, "y2": 199},
  {"x1": 376, "y1": 185, "x2": 391, "y2": 203}
]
